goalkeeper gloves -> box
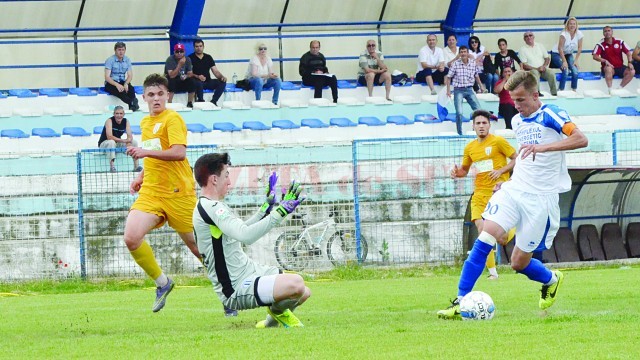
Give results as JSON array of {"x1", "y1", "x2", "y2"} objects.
[
  {"x1": 275, "y1": 180, "x2": 305, "y2": 217},
  {"x1": 259, "y1": 171, "x2": 278, "y2": 214}
]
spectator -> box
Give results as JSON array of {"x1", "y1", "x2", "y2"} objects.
[
  {"x1": 104, "y1": 42, "x2": 139, "y2": 111},
  {"x1": 416, "y1": 34, "x2": 447, "y2": 95},
  {"x1": 444, "y1": 45, "x2": 485, "y2": 135},
  {"x1": 468, "y1": 36, "x2": 498, "y2": 93},
  {"x1": 247, "y1": 43, "x2": 281, "y2": 105},
  {"x1": 188, "y1": 39, "x2": 227, "y2": 106},
  {"x1": 632, "y1": 40, "x2": 640, "y2": 74},
  {"x1": 358, "y1": 40, "x2": 392, "y2": 101},
  {"x1": 299, "y1": 40, "x2": 338, "y2": 103},
  {"x1": 164, "y1": 43, "x2": 196, "y2": 107},
  {"x1": 550, "y1": 17, "x2": 583, "y2": 92},
  {"x1": 444, "y1": 34, "x2": 460, "y2": 69},
  {"x1": 519, "y1": 31, "x2": 558, "y2": 96},
  {"x1": 98, "y1": 106, "x2": 141, "y2": 172},
  {"x1": 493, "y1": 67, "x2": 517, "y2": 129},
  {"x1": 494, "y1": 38, "x2": 521, "y2": 75},
  {"x1": 592, "y1": 26, "x2": 635, "y2": 93}
]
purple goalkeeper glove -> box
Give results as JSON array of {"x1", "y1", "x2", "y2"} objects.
[
  {"x1": 275, "y1": 180, "x2": 305, "y2": 216},
  {"x1": 259, "y1": 171, "x2": 278, "y2": 214}
]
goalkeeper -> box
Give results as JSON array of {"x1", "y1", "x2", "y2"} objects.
[
  {"x1": 192, "y1": 152, "x2": 310, "y2": 328},
  {"x1": 450, "y1": 110, "x2": 517, "y2": 279}
]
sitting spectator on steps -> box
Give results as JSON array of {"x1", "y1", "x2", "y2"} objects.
[
  {"x1": 494, "y1": 38, "x2": 521, "y2": 75},
  {"x1": 549, "y1": 17, "x2": 583, "y2": 92},
  {"x1": 188, "y1": 39, "x2": 227, "y2": 106},
  {"x1": 444, "y1": 34, "x2": 460, "y2": 69},
  {"x1": 416, "y1": 34, "x2": 447, "y2": 95},
  {"x1": 519, "y1": 31, "x2": 557, "y2": 96},
  {"x1": 98, "y1": 106, "x2": 141, "y2": 173},
  {"x1": 164, "y1": 43, "x2": 196, "y2": 108},
  {"x1": 104, "y1": 42, "x2": 139, "y2": 111},
  {"x1": 592, "y1": 26, "x2": 635, "y2": 93},
  {"x1": 299, "y1": 40, "x2": 338, "y2": 103},
  {"x1": 358, "y1": 39, "x2": 392, "y2": 101},
  {"x1": 632, "y1": 40, "x2": 640, "y2": 74},
  {"x1": 469, "y1": 36, "x2": 498, "y2": 94},
  {"x1": 247, "y1": 43, "x2": 281, "y2": 105}
]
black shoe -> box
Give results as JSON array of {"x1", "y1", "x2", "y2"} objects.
[
  {"x1": 196, "y1": 99, "x2": 205, "y2": 102},
  {"x1": 211, "y1": 100, "x2": 218, "y2": 106},
  {"x1": 538, "y1": 92, "x2": 544, "y2": 97},
  {"x1": 130, "y1": 98, "x2": 140, "y2": 111},
  {"x1": 187, "y1": 102, "x2": 193, "y2": 108}
]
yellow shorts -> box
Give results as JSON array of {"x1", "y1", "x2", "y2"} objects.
[
  {"x1": 131, "y1": 193, "x2": 196, "y2": 233},
  {"x1": 506, "y1": 227, "x2": 515, "y2": 243},
  {"x1": 470, "y1": 192, "x2": 492, "y2": 222},
  {"x1": 471, "y1": 192, "x2": 516, "y2": 243}
]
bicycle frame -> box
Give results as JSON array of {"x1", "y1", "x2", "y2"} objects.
[{"x1": 297, "y1": 217, "x2": 335, "y2": 248}]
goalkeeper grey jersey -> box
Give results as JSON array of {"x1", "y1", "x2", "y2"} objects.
[{"x1": 193, "y1": 196, "x2": 285, "y2": 300}]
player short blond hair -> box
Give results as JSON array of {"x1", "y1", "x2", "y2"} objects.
[{"x1": 505, "y1": 70, "x2": 538, "y2": 93}]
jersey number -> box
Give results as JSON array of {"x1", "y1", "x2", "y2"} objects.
[{"x1": 484, "y1": 202, "x2": 499, "y2": 215}]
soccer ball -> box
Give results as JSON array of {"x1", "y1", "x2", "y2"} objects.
[{"x1": 459, "y1": 291, "x2": 495, "y2": 320}]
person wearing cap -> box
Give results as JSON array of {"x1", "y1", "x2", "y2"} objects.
[
  {"x1": 104, "y1": 42, "x2": 139, "y2": 111},
  {"x1": 164, "y1": 43, "x2": 196, "y2": 108}
]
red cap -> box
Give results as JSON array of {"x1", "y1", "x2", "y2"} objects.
[{"x1": 173, "y1": 43, "x2": 185, "y2": 51}]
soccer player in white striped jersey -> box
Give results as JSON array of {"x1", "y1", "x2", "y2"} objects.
[{"x1": 438, "y1": 70, "x2": 588, "y2": 319}]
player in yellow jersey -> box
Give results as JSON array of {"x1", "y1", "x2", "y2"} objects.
[
  {"x1": 124, "y1": 73, "x2": 200, "y2": 312},
  {"x1": 450, "y1": 110, "x2": 517, "y2": 280}
]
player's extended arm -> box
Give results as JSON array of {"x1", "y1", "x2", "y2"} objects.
[
  {"x1": 450, "y1": 163, "x2": 470, "y2": 178},
  {"x1": 520, "y1": 126, "x2": 588, "y2": 160},
  {"x1": 246, "y1": 171, "x2": 278, "y2": 224},
  {"x1": 489, "y1": 152, "x2": 517, "y2": 180},
  {"x1": 214, "y1": 205, "x2": 286, "y2": 245},
  {"x1": 126, "y1": 144, "x2": 186, "y2": 161},
  {"x1": 129, "y1": 168, "x2": 144, "y2": 194}
]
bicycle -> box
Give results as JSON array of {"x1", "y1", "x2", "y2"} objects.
[{"x1": 274, "y1": 212, "x2": 368, "y2": 271}]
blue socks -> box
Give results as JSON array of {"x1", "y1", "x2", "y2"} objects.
[
  {"x1": 458, "y1": 240, "x2": 494, "y2": 297},
  {"x1": 517, "y1": 257, "x2": 552, "y2": 284}
]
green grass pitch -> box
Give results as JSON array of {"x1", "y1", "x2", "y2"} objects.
[{"x1": 1, "y1": 265, "x2": 638, "y2": 359}]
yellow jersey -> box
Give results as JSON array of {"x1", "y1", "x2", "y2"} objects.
[
  {"x1": 138, "y1": 109, "x2": 195, "y2": 198},
  {"x1": 462, "y1": 134, "x2": 515, "y2": 194}
]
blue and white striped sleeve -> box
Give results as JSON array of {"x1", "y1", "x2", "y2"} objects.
[{"x1": 541, "y1": 105, "x2": 571, "y2": 134}]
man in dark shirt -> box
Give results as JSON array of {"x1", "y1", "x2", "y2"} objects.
[
  {"x1": 98, "y1": 106, "x2": 141, "y2": 172},
  {"x1": 299, "y1": 40, "x2": 338, "y2": 103},
  {"x1": 188, "y1": 39, "x2": 228, "y2": 106},
  {"x1": 164, "y1": 43, "x2": 196, "y2": 107}
]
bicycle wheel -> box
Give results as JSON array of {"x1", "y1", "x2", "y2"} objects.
[
  {"x1": 326, "y1": 230, "x2": 368, "y2": 267},
  {"x1": 274, "y1": 232, "x2": 311, "y2": 271}
]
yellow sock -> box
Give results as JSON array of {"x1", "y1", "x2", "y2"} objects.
[
  {"x1": 130, "y1": 241, "x2": 162, "y2": 280},
  {"x1": 485, "y1": 249, "x2": 496, "y2": 269}
]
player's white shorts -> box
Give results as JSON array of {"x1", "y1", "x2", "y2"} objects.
[
  {"x1": 482, "y1": 185, "x2": 560, "y2": 253},
  {"x1": 222, "y1": 267, "x2": 280, "y2": 310}
]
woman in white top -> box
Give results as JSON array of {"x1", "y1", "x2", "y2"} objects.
[
  {"x1": 550, "y1": 17, "x2": 583, "y2": 91},
  {"x1": 247, "y1": 43, "x2": 281, "y2": 104},
  {"x1": 443, "y1": 34, "x2": 460, "y2": 68}
]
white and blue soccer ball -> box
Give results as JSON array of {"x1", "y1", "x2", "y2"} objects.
[{"x1": 460, "y1": 291, "x2": 495, "y2": 321}]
